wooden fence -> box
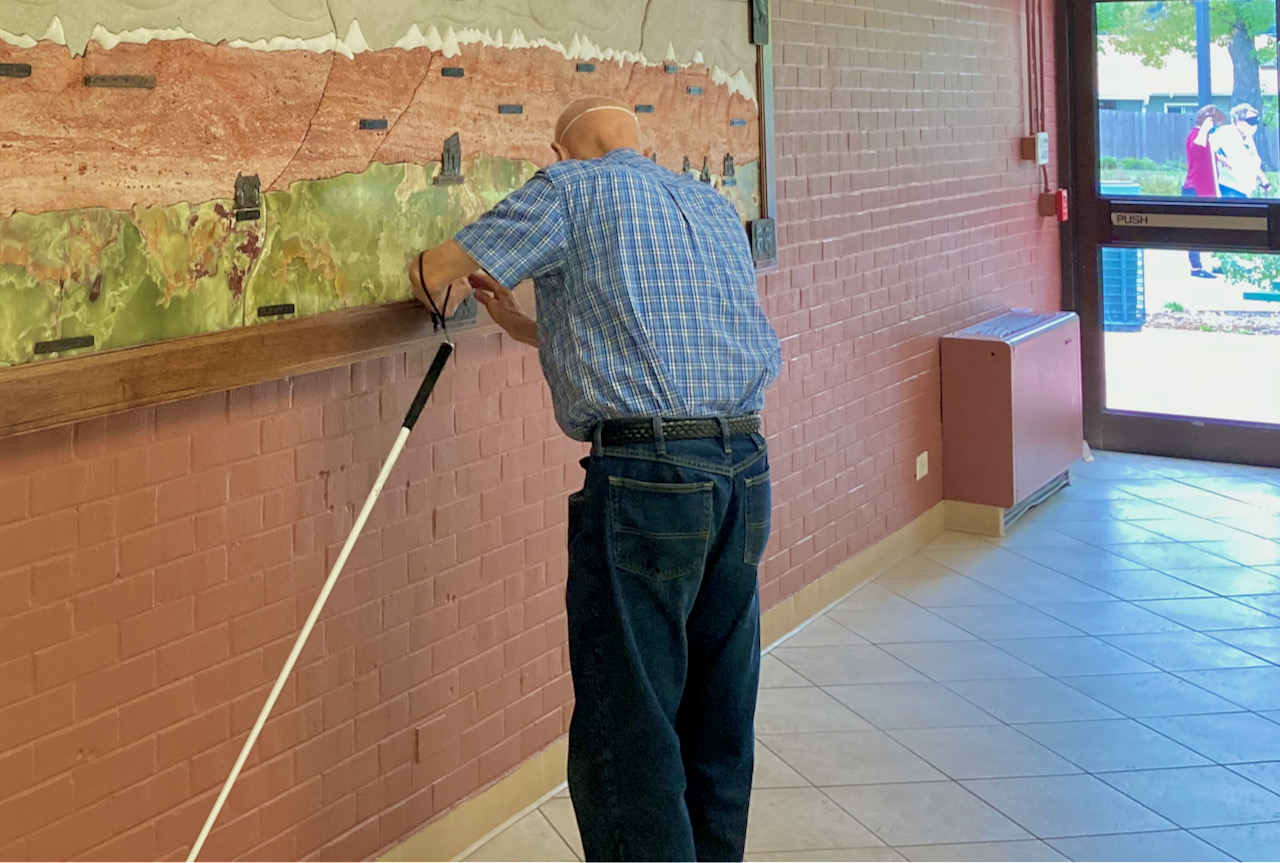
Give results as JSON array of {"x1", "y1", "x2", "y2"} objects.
[{"x1": 1098, "y1": 109, "x2": 1189, "y2": 164}]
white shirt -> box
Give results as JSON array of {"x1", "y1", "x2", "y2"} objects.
[{"x1": 1211, "y1": 125, "x2": 1262, "y2": 194}]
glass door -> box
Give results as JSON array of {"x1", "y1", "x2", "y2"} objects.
[{"x1": 1067, "y1": 0, "x2": 1280, "y2": 466}]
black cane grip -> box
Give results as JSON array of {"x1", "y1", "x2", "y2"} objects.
[{"x1": 403, "y1": 342, "x2": 454, "y2": 430}]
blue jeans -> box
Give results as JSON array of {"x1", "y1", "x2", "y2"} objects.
[
  {"x1": 566, "y1": 426, "x2": 771, "y2": 862},
  {"x1": 1182, "y1": 185, "x2": 1204, "y2": 269}
]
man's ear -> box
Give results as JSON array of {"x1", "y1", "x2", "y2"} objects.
[{"x1": 550, "y1": 141, "x2": 569, "y2": 162}]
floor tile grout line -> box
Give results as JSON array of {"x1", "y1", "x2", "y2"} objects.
[
  {"x1": 1089, "y1": 766, "x2": 1280, "y2": 833},
  {"x1": 815, "y1": 779, "x2": 1039, "y2": 850},
  {"x1": 812, "y1": 784, "x2": 901, "y2": 851},
  {"x1": 1020, "y1": 599, "x2": 1203, "y2": 639},
  {"x1": 1197, "y1": 616, "x2": 1280, "y2": 667},
  {"x1": 1050, "y1": 672, "x2": 1252, "y2": 719},
  {"x1": 891, "y1": 837, "x2": 1064, "y2": 859},
  {"x1": 935, "y1": 675, "x2": 1122, "y2": 725},
  {"x1": 1043, "y1": 828, "x2": 1244, "y2": 863},
  {"x1": 816, "y1": 681, "x2": 1003, "y2": 731},
  {"x1": 1145, "y1": 567, "x2": 1280, "y2": 605},
  {"x1": 1089, "y1": 638, "x2": 1273, "y2": 709},
  {"x1": 882, "y1": 725, "x2": 1089, "y2": 784},
  {"x1": 1221, "y1": 762, "x2": 1280, "y2": 802},
  {"x1": 535, "y1": 801, "x2": 583, "y2": 862},
  {"x1": 1096, "y1": 593, "x2": 1280, "y2": 636},
  {"x1": 953, "y1": 774, "x2": 1176, "y2": 845},
  {"x1": 1185, "y1": 826, "x2": 1248, "y2": 863},
  {"x1": 1109, "y1": 474, "x2": 1274, "y2": 511},
  {"x1": 766, "y1": 556, "x2": 962, "y2": 656},
  {"x1": 456, "y1": 782, "x2": 571, "y2": 862},
  {"x1": 1145, "y1": 516, "x2": 1280, "y2": 542},
  {"x1": 754, "y1": 736, "x2": 816, "y2": 790},
  {"x1": 1119, "y1": 479, "x2": 1280, "y2": 519},
  {"x1": 1125, "y1": 711, "x2": 1278, "y2": 766},
  {"x1": 927, "y1": 564, "x2": 1121, "y2": 617},
  {"x1": 1091, "y1": 630, "x2": 1234, "y2": 674},
  {"x1": 534, "y1": 808, "x2": 583, "y2": 863},
  {"x1": 1163, "y1": 667, "x2": 1280, "y2": 714},
  {"x1": 975, "y1": 630, "x2": 1160, "y2": 679},
  {"x1": 857, "y1": 578, "x2": 1277, "y2": 706},
  {"x1": 885, "y1": 634, "x2": 1051, "y2": 684}
]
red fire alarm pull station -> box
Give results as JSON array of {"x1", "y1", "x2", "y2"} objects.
[{"x1": 1037, "y1": 189, "x2": 1069, "y2": 222}]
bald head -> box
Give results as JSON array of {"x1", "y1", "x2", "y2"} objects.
[{"x1": 552, "y1": 97, "x2": 642, "y2": 161}]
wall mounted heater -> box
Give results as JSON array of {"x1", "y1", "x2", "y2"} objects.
[{"x1": 941, "y1": 311, "x2": 1083, "y2": 535}]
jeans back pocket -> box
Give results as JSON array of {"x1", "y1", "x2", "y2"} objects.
[
  {"x1": 743, "y1": 470, "x2": 772, "y2": 567},
  {"x1": 608, "y1": 476, "x2": 714, "y2": 582}
]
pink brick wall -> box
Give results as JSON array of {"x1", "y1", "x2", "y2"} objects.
[
  {"x1": 0, "y1": 0, "x2": 1060, "y2": 858},
  {"x1": 1, "y1": 336, "x2": 579, "y2": 861},
  {"x1": 757, "y1": 0, "x2": 1061, "y2": 608}
]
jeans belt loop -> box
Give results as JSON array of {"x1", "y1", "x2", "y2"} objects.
[
  {"x1": 717, "y1": 416, "x2": 732, "y2": 453},
  {"x1": 651, "y1": 416, "x2": 666, "y2": 455},
  {"x1": 591, "y1": 421, "x2": 604, "y2": 454}
]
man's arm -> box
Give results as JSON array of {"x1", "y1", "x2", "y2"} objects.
[
  {"x1": 452, "y1": 173, "x2": 567, "y2": 289},
  {"x1": 410, "y1": 171, "x2": 564, "y2": 331},
  {"x1": 470, "y1": 272, "x2": 538, "y2": 347},
  {"x1": 408, "y1": 239, "x2": 479, "y2": 317}
]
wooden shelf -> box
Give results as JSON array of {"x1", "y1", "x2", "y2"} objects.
[{"x1": 0, "y1": 302, "x2": 493, "y2": 440}]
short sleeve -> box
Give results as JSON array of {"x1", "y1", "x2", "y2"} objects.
[{"x1": 453, "y1": 172, "x2": 567, "y2": 288}]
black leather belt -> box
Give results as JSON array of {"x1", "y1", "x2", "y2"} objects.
[{"x1": 597, "y1": 414, "x2": 761, "y2": 446}]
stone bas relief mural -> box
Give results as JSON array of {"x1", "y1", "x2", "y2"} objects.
[{"x1": 0, "y1": 0, "x2": 762, "y2": 367}]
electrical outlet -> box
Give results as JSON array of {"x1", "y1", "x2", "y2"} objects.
[{"x1": 916, "y1": 451, "x2": 929, "y2": 481}]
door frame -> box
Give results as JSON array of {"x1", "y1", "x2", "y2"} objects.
[{"x1": 1060, "y1": 0, "x2": 1280, "y2": 467}]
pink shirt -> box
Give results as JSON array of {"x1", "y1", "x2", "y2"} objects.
[{"x1": 1186, "y1": 127, "x2": 1217, "y2": 195}]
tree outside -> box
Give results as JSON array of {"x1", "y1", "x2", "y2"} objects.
[{"x1": 1099, "y1": 0, "x2": 1278, "y2": 170}]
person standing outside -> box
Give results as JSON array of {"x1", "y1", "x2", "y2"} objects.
[
  {"x1": 408, "y1": 97, "x2": 783, "y2": 861},
  {"x1": 1183, "y1": 104, "x2": 1227, "y2": 278},
  {"x1": 1212, "y1": 103, "x2": 1272, "y2": 199}
]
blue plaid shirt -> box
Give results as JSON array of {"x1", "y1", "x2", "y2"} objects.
[{"x1": 454, "y1": 148, "x2": 782, "y2": 441}]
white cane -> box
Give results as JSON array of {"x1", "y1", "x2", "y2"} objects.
[{"x1": 187, "y1": 341, "x2": 454, "y2": 862}]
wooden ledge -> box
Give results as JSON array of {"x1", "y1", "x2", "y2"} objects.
[{"x1": 0, "y1": 302, "x2": 496, "y2": 440}]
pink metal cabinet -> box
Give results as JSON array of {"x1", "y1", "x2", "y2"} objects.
[{"x1": 941, "y1": 312, "x2": 1083, "y2": 509}]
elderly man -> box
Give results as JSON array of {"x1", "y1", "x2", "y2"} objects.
[{"x1": 409, "y1": 97, "x2": 782, "y2": 862}]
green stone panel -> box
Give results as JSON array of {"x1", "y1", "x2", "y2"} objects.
[
  {"x1": 1, "y1": 154, "x2": 757, "y2": 368},
  {"x1": 0, "y1": 203, "x2": 245, "y2": 366},
  {"x1": 244, "y1": 156, "x2": 539, "y2": 323}
]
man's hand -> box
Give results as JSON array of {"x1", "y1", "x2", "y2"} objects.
[
  {"x1": 471, "y1": 271, "x2": 538, "y2": 347},
  {"x1": 408, "y1": 240, "x2": 482, "y2": 321},
  {"x1": 409, "y1": 252, "x2": 473, "y2": 318}
]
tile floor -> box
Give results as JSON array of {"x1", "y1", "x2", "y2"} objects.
[{"x1": 464, "y1": 452, "x2": 1280, "y2": 862}]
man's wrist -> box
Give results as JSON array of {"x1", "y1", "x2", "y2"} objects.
[{"x1": 518, "y1": 318, "x2": 539, "y2": 347}]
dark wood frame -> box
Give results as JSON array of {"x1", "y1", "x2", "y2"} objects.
[
  {"x1": 754, "y1": 0, "x2": 779, "y2": 272},
  {"x1": 1056, "y1": 0, "x2": 1079, "y2": 315},
  {"x1": 0, "y1": 5, "x2": 777, "y2": 441},
  {"x1": 1062, "y1": 0, "x2": 1280, "y2": 467}
]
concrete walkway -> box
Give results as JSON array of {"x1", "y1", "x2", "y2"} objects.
[{"x1": 1105, "y1": 329, "x2": 1280, "y2": 426}]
